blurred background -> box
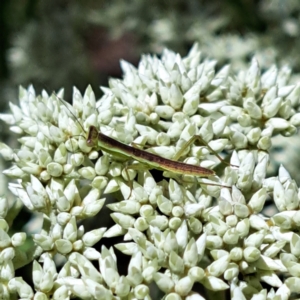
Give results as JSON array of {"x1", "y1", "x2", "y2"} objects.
[
  {"x1": 1, "y1": 0, "x2": 300, "y2": 298},
  {"x1": 2, "y1": 0, "x2": 300, "y2": 103}
]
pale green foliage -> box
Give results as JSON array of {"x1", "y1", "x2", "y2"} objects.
[{"x1": 1, "y1": 45, "x2": 300, "y2": 299}]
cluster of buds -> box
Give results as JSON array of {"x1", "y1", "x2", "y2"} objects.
[{"x1": 1, "y1": 44, "x2": 300, "y2": 299}]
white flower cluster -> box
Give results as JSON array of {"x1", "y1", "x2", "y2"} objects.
[{"x1": 1, "y1": 44, "x2": 300, "y2": 299}]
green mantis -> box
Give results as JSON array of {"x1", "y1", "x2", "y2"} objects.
[
  {"x1": 56, "y1": 94, "x2": 231, "y2": 191},
  {"x1": 86, "y1": 125, "x2": 216, "y2": 178},
  {"x1": 85, "y1": 125, "x2": 231, "y2": 189}
]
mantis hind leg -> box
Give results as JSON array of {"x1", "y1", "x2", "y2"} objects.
[{"x1": 173, "y1": 135, "x2": 236, "y2": 167}]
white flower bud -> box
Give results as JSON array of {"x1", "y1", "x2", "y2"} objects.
[
  {"x1": 292, "y1": 212, "x2": 300, "y2": 228},
  {"x1": 49, "y1": 125, "x2": 65, "y2": 143},
  {"x1": 246, "y1": 127, "x2": 261, "y2": 145},
  {"x1": 155, "y1": 105, "x2": 175, "y2": 120},
  {"x1": 65, "y1": 138, "x2": 79, "y2": 153},
  {"x1": 169, "y1": 179, "x2": 184, "y2": 204},
  {"x1": 220, "y1": 105, "x2": 243, "y2": 120},
  {"x1": 169, "y1": 217, "x2": 182, "y2": 230},
  {"x1": 0, "y1": 143, "x2": 13, "y2": 160},
  {"x1": 254, "y1": 255, "x2": 283, "y2": 271},
  {"x1": 91, "y1": 176, "x2": 108, "y2": 190},
  {"x1": 69, "y1": 252, "x2": 102, "y2": 282},
  {"x1": 47, "y1": 162, "x2": 63, "y2": 177},
  {"x1": 56, "y1": 212, "x2": 71, "y2": 226},
  {"x1": 51, "y1": 223, "x2": 62, "y2": 240},
  {"x1": 272, "y1": 212, "x2": 292, "y2": 229},
  {"x1": 78, "y1": 167, "x2": 96, "y2": 180},
  {"x1": 63, "y1": 217, "x2": 77, "y2": 242},
  {"x1": 133, "y1": 284, "x2": 149, "y2": 299},
  {"x1": 206, "y1": 235, "x2": 223, "y2": 249},
  {"x1": 207, "y1": 254, "x2": 230, "y2": 277},
  {"x1": 108, "y1": 200, "x2": 140, "y2": 214},
  {"x1": 40, "y1": 170, "x2": 50, "y2": 181},
  {"x1": 262, "y1": 97, "x2": 282, "y2": 118},
  {"x1": 176, "y1": 220, "x2": 188, "y2": 250},
  {"x1": 167, "y1": 85, "x2": 183, "y2": 111},
  {"x1": 274, "y1": 180, "x2": 287, "y2": 211},
  {"x1": 244, "y1": 230, "x2": 265, "y2": 248},
  {"x1": 53, "y1": 143, "x2": 67, "y2": 164},
  {"x1": 175, "y1": 276, "x2": 194, "y2": 296},
  {"x1": 290, "y1": 112, "x2": 300, "y2": 126},
  {"x1": 111, "y1": 213, "x2": 135, "y2": 229},
  {"x1": 0, "y1": 260, "x2": 14, "y2": 281},
  {"x1": 82, "y1": 247, "x2": 101, "y2": 260},
  {"x1": 236, "y1": 218, "x2": 250, "y2": 238},
  {"x1": 52, "y1": 286, "x2": 69, "y2": 300},
  {"x1": 153, "y1": 272, "x2": 174, "y2": 293},
  {"x1": 237, "y1": 112, "x2": 252, "y2": 127},
  {"x1": 265, "y1": 118, "x2": 289, "y2": 130},
  {"x1": 94, "y1": 155, "x2": 109, "y2": 176},
  {"x1": 0, "y1": 247, "x2": 14, "y2": 263},
  {"x1": 0, "y1": 197, "x2": 8, "y2": 218},
  {"x1": 223, "y1": 228, "x2": 239, "y2": 245},
  {"x1": 249, "y1": 215, "x2": 268, "y2": 231},
  {"x1": 55, "y1": 239, "x2": 72, "y2": 254},
  {"x1": 231, "y1": 131, "x2": 248, "y2": 149},
  {"x1": 156, "y1": 195, "x2": 172, "y2": 215},
  {"x1": 188, "y1": 217, "x2": 202, "y2": 234},
  {"x1": 134, "y1": 217, "x2": 148, "y2": 231},
  {"x1": 244, "y1": 98, "x2": 262, "y2": 119},
  {"x1": 209, "y1": 215, "x2": 228, "y2": 236},
  {"x1": 224, "y1": 263, "x2": 239, "y2": 281},
  {"x1": 0, "y1": 109, "x2": 15, "y2": 124},
  {"x1": 263, "y1": 240, "x2": 286, "y2": 258},
  {"x1": 279, "y1": 99, "x2": 292, "y2": 119},
  {"x1": 261, "y1": 66, "x2": 277, "y2": 89},
  {"x1": 230, "y1": 247, "x2": 243, "y2": 261},
  {"x1": 246, "y1": 58, "x2": 261, "y2": 95},
  {"x1": 212, "y1": 116, "x2": 227, "y2": 136},
  {"x1": 4, "y1": 166, "x2": 25, "y2": 178},
  {"x1": 243, "y1": 246, "x2": 261, "y2": 262},
  {"x1": 199, "y1": 119, "x2": 213, "y2": 143},
  {"x1": 82, "y1": 228, "x2": 106, "y2": 247},
  {"x1": 33, "y1": 234, "x2": 53, "y2": 251},
  {"x1": 257, "y1": 136, "x2": 272, "y2": 150},
  {"x1": 71, "y1": 152, "x2": 84, "y2": 166},
  {"x1": 278, "y1": 84, "x2": 294, "y2": 97},
  {"x1": 234, "y1": 203, "x2": 250, "y2": 218},
  {"x1": 8, "y1": 277, "x2": 34, "y2": 299},
  {"x1": 147, "y1": 215, "x2": 168, "y2": 230},
  {"x1": 253, "y1": 156, "x2": 268, "y2": 190},
  {"x1": 284, "y1": 181, "x2": 299, "y2": 210},
  {"x1": 182, "y1": 238, "x2": 198, "y2": 268},
  {"x1": 168, "y1": 251, "x2": 184, "y2": 274},
  {"x1": 171, "y1": 206, "x2": 183, "y2": 218},
  {"x1": 290, "y1": 233, "x2": 300, "y2": 257},
  {"x1": 73, "y1": 240, "x2": 83, "y2": 251},
  {"x1": 226, "y1": 215, "x2": 238, "y2": 227},
  {"x1": 11, "y1": 232, "x2": 26, "y2": 247},
  {"x1": 237, "y1": 152, "x2": 255, "y2": 190},
  {"x1": 22, "y1": 161, "x2": 42, "y2": 176},
  {"x1": 201, "y1": 275, "x2": 229, "y2": 291},
  {"x1": 136, "y1": 124, "x2": 158, "y2": 144}
]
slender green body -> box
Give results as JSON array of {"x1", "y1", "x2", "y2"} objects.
[{"x1": 86, "y1": 126, "x2": 215, "y2": 177}]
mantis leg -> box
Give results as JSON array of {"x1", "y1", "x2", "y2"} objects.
[
  {"x1": 172, "y1": 135, "x2": 233, "y2": 189},
  {"x1": 173, "y1": 135, "x2": 233, "y2": 167}
]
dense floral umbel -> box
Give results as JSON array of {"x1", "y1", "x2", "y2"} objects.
[{"x1": 1, "y1": 45, "x2": 300, "y2": 299}]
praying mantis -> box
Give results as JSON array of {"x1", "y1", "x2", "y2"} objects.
[{"x1": 57, "y1": 94, "x2": 232, "y2": 191}]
